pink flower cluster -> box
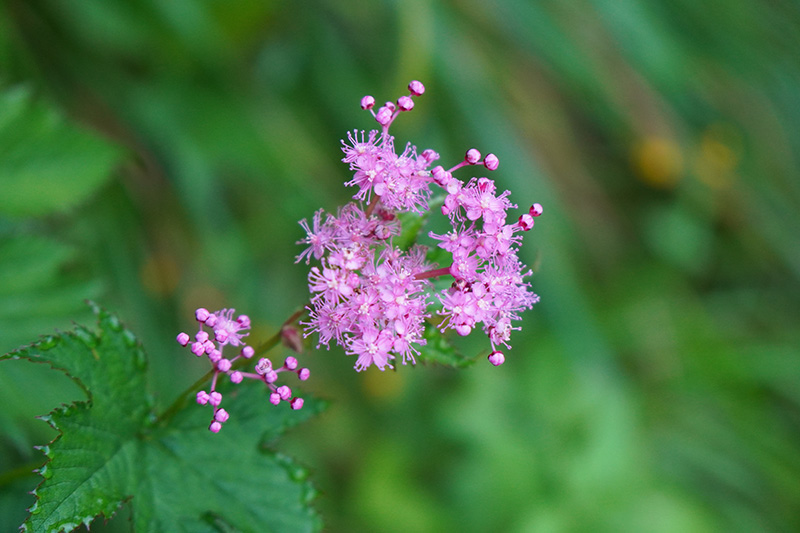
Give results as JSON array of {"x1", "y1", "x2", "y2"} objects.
[
  {"x1": 297, "y1": 81, "x2": 541, "y2": 371},
  {"x1": 177, "y1": 308, "x2": 309, "y2": 433}
]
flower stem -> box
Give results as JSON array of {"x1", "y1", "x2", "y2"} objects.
[
  {"x1": 365, "y1": 196, "x2": 381, "y2": 218},
  {"x1": 414, "y1": 265, "x2": 452, "y2": 280}
]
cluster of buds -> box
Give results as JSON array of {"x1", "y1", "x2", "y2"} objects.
[
  {"x1": 297, "y1": 81, "x2": 542, "y2": 371},
  {"x1": 177, "y1": 308, "x2": 309, "y2": 433}
]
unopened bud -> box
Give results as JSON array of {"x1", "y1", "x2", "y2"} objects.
[
  {"x1": 375, "y1": 106, "x2": 393, "y2": 126},
  {"x1": 361, "y1": 95, "x2": 375, "y2": 110},
  {"x1": 408, "y1": 80, "x2": 425, "y2": 96},
  {"x1": 397, "y1": 95, "x2": 414, "y2": 111},
  {"x1": 176, "y1": 332, "x2": 190, "y2": 346},
  {"x1": 281, "y1": 326, "x2": 304, "y2": 353},
  {"x1": 484, "y1": 153, "x2": 500, "y2": 170},
  {"x1": 465, "y1": 148, "x2": 481, "y2": 164},
  {"x1": 488, "y1": 350, "x2": 505, "y2": 366}
]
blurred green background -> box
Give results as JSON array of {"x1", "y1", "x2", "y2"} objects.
[{"x1": 2, "y1": 0, "x2": 800, "y2": 531}]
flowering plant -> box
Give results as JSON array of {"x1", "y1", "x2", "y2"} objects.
[
  {"x1": 2, "y1": 80, "x2": 541, "y2": 531},
  {"x1": 298, "y1": 81, "x2": 542, "y2": 371}
]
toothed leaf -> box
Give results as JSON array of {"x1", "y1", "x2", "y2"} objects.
[{"x1": 2, "y1": 303, "x2": 322, "y2": 532}]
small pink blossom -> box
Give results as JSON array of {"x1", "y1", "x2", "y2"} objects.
[{"x1": 177, "y1": 306, "x2": 309, "y2": 433}]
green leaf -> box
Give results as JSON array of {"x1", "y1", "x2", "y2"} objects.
[
  {"x1": 2, "y1": 303, "x2": 322, "y2": 532},
  {"x1": 416, "y1": 323, "x2": 473, "y2": 368},
  {"x1": 0, "y1": 234, "x2": 102, "y2": 354},
  {"x1": 394, "y1": 194, "x2": 444, "y2": 250},
  {"x1": 0, "y1": 85, "x2": 125, "y2": 218}
]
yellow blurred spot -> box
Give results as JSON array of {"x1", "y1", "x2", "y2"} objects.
[
  {"x1": 632, "y1": 137, "x2": 683, "y2": 188},
  {"x1": 694, "y1": 123, "x2": 740, "y2": 189},
  {"x1": 140, "y1": 252, "x2": 181, "y2": 296},
  {"x1": 361, "y1": 366, "x2": 406, "y2": 401}
]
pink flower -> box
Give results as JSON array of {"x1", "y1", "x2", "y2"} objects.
[
  {"x1": 178, "y1": 307, "x2": 309, "y2": 432},
  {"x1": 298, "y1": 81, "x2": 543, "y2": 367},
  {"x1": 348, "y1": 327, "x2": 395, "y2": 372}
]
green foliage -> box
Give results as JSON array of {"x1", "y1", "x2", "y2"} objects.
[
  {"x1": 2, "y1": 304, "x2": 322, "y2": 533},
  {"x1": 0, "y1": 235, "x2": 102, "y2": 354},
  {"x1": 0, "y1": 86, "x2": 124, "y2": 218},
  {"x1": 415, "y1": 322, "x2": 472, "y2": 369}
]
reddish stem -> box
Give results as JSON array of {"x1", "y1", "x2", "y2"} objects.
[
  {"x1": 365, "y1": 196, "x2": 381, "y2": 217},
  {"x1": 414, "y1": 265, "x2": 452, "y2": 280}
]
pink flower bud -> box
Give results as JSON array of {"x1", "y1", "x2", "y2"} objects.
[
  {"x1": 455, "y1": 324, "x2": 472, "y2": 336},
  {"x1": 397, "y1": 95, "x2": 414, "y2": 111},
  {"x1": 375, "y1": 106, "x2": 393, "y2": 125},
  {"x1": 484, "y1": 153, "x2": 500, "y2": 170},
  {"x1": 465, "y1": 148, "x2": 481, "y2": 164},
  {"x1": 176, "y1": 332, "x2": 190, "y2": 346},
  {"x1": 432, "y1": 166, "x2": 449, "y2": 186},
  {"x1": 408, "y1": 80, "x2": 425, "y2": 96},
  {"x1": 196, "y1": 391, "x2": 210, "y2": 405},
  {"x1": 230, "y1": 371, "x2": 243, "y2": 384},
  {"x1": 241, "y1": 345, "x2": 254, "y2": 358},
  {"x1": 191, "y1": 342, "x2": 205, "y2": 357},
  {"x1": 204, "y1": 314, "x2": 218, "y2": 327},
  {"x1": 488, "y1": 350, "x2": 505, "y2": 366},
  {"x1": 284, "y1": 356, "x2": 299, "y2": 370},
  {"x1": 214, "y1": 408, "x2": 229, "y2": 423},
  {"x1": 360, "y1": 95, "x2": 375, "y2": 110},
  {"x1": 530, "y1": 203, "x2": 543, "y2": 217},
  {"x1": 209, "y1": 421, "x2": 222, "y2": 433},
  {"x1": 195, "y1": 308, "x2": 210, "y2": 322},
  {"x1": 384, "y1": 101, "x2": 396, "y2": 112},
  {"x1": 216, "y1": 358, "x2": 231, "y2": 372},
  {"x1": 291, "y1": 397, "x2": 305, "y2": 410},
  {"x1": 208, "y1": 349, "x2": 222, "y2": 363},
  {"x1": 277, "y1": 385, "x2": 292, "y2": 401},
  {"x1": 270, "y1": 392, "x2": 281, "y2": 405},
  {"x1": 214, "y1": 329, "x2": 229, "y2": 343},
  {"x1": 237, "y1": 315, "x2": 251, "y2": 329},
  {"x1": 265, "y1": 370, "x2": 278, "y2": 384},
  {"x1": 195, "y1": 330, "x2": 209, "y2": 343},
  {"x1": 518, "y1": 213, "x2": 534, "y2": 231},
  {"x1": 421, "y1": 149, "x2": 438, "y2": 162},
  {"x1": 255, "y1": 358, "x2": 271, "y2": 375},
  {"x1": 298, "y1": 368, "x2": 311, "y2": 381},
  {"x1": 203, "y1": 340, "x2": 215, "y2": 354},
  {"x1": 209, "y1": 391, "x2": 222, "y2": 406}
]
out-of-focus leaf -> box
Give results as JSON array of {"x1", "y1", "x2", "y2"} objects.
[
  {"x1": 0, "y1": 234, "x2": 102, "y2": 354},
  {"x1": 0, "y1": 85, "x2": 124, "y2": 218},
  {"x1": 416, "y1": 323, "x2": 472, "y2": 368}
]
